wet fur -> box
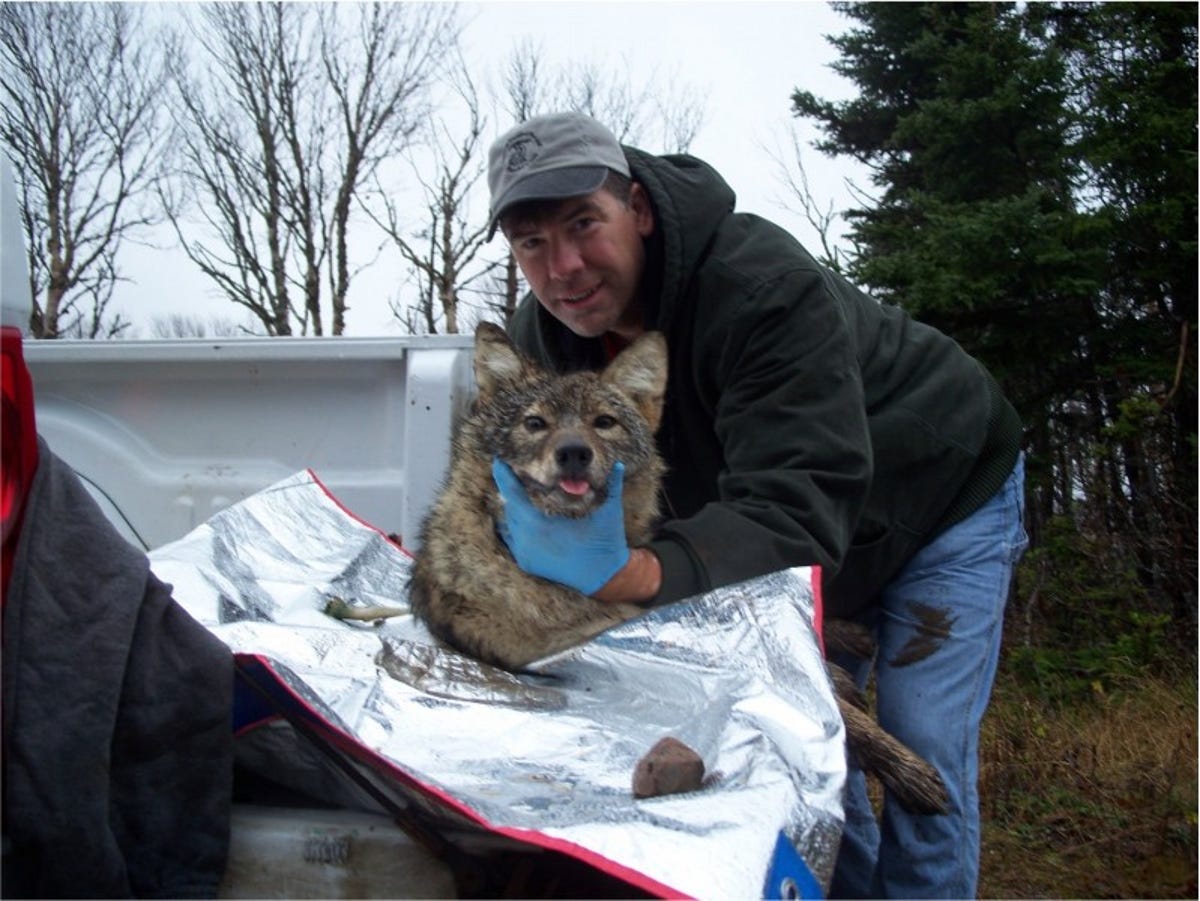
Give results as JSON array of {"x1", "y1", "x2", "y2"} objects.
[
  {"x1": 409, "y1": 322, "x2": 666, "y2": 668},
  {"x1": 409, "y1": 322, "x2": 948, "y2": 815}
]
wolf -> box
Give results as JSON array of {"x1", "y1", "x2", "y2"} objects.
[
  {"x1": 408, "y1": 321, "x2": 948, "y2": 814},
  {"x1": 408, "y1": 321, "x2": 666, "y2": 668}
]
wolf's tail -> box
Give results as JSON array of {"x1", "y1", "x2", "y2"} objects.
[
  {"x1": 830, "y1": 678, "x2": 951, "y2": 816},
  {"x1": 823, "y1": 619, "x2": 951, "y2": 816}
]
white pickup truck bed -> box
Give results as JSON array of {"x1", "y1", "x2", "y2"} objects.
[{"x1": 24, "y1": 335, "x2": 475, "y2": 551}]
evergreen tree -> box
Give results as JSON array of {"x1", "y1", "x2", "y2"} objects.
[
  {"x1": 1036, "y1": 2, "x2": 1198, "y2": 626},
  {"x1": 792, "y1": 2, "x2": 1197, "y2": 644},
  {"x1": 793, "y1": 3, "x2": 1094, "y2": 420}
]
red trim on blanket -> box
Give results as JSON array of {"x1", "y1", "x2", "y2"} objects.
[
  {"x1": 305, "y1": 467, "x2": 414, "y2": 558},
  {"x1": 235, "y1": 651, "x2": 690, "y2": 899},
  {"x1": 811, "y1": 564, "x2": 825, "y2": 656},
  {"x1": 232, "y1": 712, "x2": 282, "y2": 740}
]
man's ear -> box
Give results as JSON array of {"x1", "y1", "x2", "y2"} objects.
[{"x1": 630, "y1": 183, "x2": 655, "y2": 238}]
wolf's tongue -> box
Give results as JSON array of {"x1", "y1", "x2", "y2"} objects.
[{"x1": 560, "y1": 478, "x2": 590, "y2": 496}]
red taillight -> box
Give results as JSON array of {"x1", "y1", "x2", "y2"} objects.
[{"x1": 1, "y1": 326, "x2": 38, "y2": 601}]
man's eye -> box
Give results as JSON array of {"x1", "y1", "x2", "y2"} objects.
[
  {"x1": 593, "y1": 414, "x2": 617, "y2": 429},
  {"x1": 524, "y1": 415, "x2": 547, "y2": 432}
]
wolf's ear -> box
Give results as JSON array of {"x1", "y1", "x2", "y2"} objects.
[
  {"x1": 603, "y1": 332, "x2": 668, "y2": 431},
  {"x1": 473, "y1": 322, "x2": 533, "y2": 401}
]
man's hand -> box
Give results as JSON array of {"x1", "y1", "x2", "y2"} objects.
[{"x1": 492, "y1": 458, "x2": 631, "y2": 596}]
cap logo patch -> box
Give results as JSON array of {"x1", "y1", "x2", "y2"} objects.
[{"x1": 504, "y1": 131, "x2": 542, "y2": 173}]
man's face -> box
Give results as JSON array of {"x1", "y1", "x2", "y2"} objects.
[{"x1": 503, "y1": 184, "x2": 655, "y2": 339}]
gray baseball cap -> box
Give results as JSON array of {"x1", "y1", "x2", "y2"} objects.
[{"x1": 486, "y1": 112, "x2": 630, "y2": 239}]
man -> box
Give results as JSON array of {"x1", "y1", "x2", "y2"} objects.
[{"x1": 485, "y1": 111, "x2": 1027, "y2": 899}]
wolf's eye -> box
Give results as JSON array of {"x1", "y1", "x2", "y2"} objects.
[
  {"x1": 593, "y1": 414, "x2": 618, "y2": 430},
  {"x1": 524, "y1": 415, "x2": 547, "y2": 432}
]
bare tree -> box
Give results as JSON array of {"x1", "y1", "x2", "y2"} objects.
[
  {"x1": 500, "y1": 38, "x2": 545, "y2": 125},
  {"x1": 763, "y1": 121, "x2": 877, "y2": 275},
  {"x1": 368, "y1": 54, "x2": 497, "y2": 334},
  {"x1": 319, "y1": 2, "x2": 458, "y2": 335},
  {"x1": 498, "y1": 41, "x2": 705, "y2": 152},
  {"x1": 148, "y1": 312, "x2": 254, "y2": 339},
  {"x1": 0, "y1": 2, "x2": 167, "y2": 339},
  {"x1": 492, "y1": 40, "x2": 543, "y2": 326},
  {"x1": 764, "y1": 123, "x2": 846, "y2": 272},
  {"x1": 164, "y1": 1, "x2": 457, "y2": 336},
  {"x1": 161, "y1": 3, "x2": 311, "y2": 335},
  {"x1": 651, "y1": 79, "x2": 706, "y2": 155},
  {"x1": 561, "y1": 59, "x2": 650, "y2": 142}
]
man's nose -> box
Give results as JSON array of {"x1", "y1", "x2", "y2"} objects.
[{"x1": 547, "y1": 238, "x2": 584, "y2": 281}]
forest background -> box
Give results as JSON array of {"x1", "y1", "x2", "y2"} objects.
[{"x1": 2, "y1": 2, "x2": 1196, "y2": 896}]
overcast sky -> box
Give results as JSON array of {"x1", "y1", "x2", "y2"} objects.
[{"x1": 119, "y1": 0, "x2": 871, "y2": 336}]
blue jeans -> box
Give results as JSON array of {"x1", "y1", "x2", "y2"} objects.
[{"x1": 829, "y1": 454, "x2": 1028, "y2": 899}]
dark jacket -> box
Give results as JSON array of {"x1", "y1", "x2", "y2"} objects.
[
  {"x1": 2, "y1": 438, "x2": 233, "y2": 898},
  {"x1": 509, "y1": 148, "x2": 1023, "y2": 617}
]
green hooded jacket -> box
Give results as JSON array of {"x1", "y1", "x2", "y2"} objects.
[{"x1": 508, "y1": 147, "x2": 1023, "y2": 617}]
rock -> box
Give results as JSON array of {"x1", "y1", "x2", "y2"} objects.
[{"x1": 632, "y1": 736, "x2": 705, "y2": 799}]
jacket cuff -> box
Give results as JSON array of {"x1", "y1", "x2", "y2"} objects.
[{"x1": 646, "y1": 536, "x2": 710, "y2": 606}]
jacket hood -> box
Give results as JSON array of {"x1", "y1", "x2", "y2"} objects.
[{"x1": 623, "y1": 147, "x2": 735, "y2": 331}]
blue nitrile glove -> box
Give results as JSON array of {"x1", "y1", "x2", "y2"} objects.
[{"x1": 492, "y1": 457, "x2": 631, "y2": 596}]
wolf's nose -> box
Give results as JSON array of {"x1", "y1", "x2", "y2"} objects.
[{"x1": 555, "y1": 441, "x2": 594, "y2": 477}]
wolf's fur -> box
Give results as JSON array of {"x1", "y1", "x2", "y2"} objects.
[
  {"x1": 409, "y1": 322, "x2": 948, "y2": 815},
  {"x1": 409, "y1": 322, "x2": 666, "y2": 668}
]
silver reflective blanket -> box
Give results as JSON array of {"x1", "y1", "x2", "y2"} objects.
[{"x1": 150, "y1": 470, "x2": 845, "y2": 898}]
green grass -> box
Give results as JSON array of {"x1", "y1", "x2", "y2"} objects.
[{"x1": 976, "y1": 666, "x2": 1197, "y2": 898}]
